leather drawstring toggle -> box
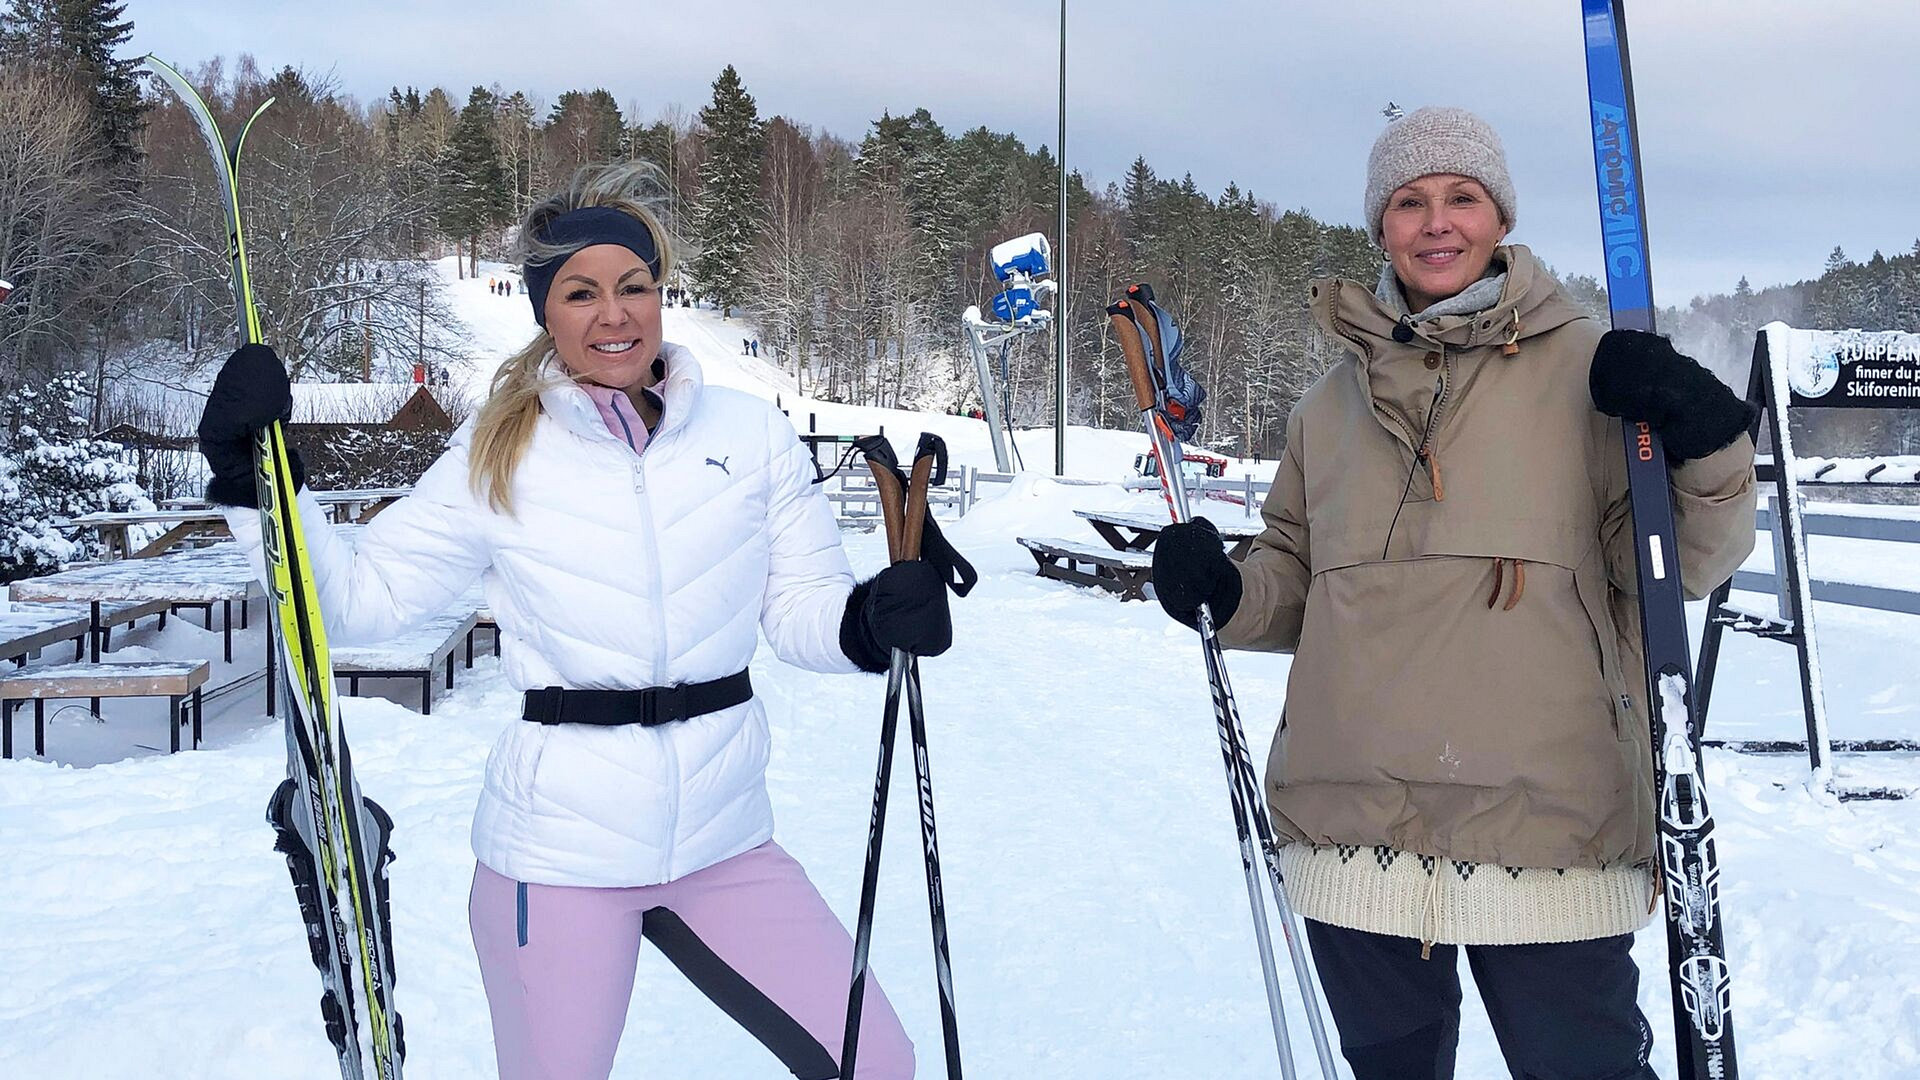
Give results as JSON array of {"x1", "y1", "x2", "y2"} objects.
[
  {"x1": 1487, "y1": 558, "x2": 1527, "y2": 610},
  {"x1": 1502, "y1": 309, "x2": 1523, "y2": 356},
  {"x1": 1421, "y1": 447, "x2": 1444, "y2": 502}
]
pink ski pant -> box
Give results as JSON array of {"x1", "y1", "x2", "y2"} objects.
[{"x1": 470, "y1": 841, "x2": 914, "y2": 1079}]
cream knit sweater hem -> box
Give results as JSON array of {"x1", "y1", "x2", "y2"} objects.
[{"x1": 1280, "y1": 843, "x2": 1654, "y2": 946}]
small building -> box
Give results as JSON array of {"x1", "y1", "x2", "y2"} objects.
[{"x1": 290, "y1": 384, "x2": 452, "y2": 432}]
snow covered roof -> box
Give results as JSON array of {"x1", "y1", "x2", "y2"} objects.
[{"x1": 290, "y1": 383, "x2": 448, "y2": 426}]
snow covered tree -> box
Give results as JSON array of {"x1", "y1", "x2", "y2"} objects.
[
  {"x1": 689, "y1": 65, "x2": 764, "y2": 316},
  {"x1": 0, "y1": 373, "x2": 152, "y2": 582}
]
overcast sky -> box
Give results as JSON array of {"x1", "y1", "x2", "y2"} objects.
[{"x1": 129, "y1": 0, "x2": 1920, "y2": 304}]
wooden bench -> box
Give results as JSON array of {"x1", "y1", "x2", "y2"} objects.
[
  {"x1": 332, "y1": 609, "x2": 480, "y2": 714},
  {"x1": 1017, "y1": 536, "x2": 1156, "y2": 601},
  {"x1": 2, "y1": 605, "x2": 92, "y2": 668},
  {"x1": 1, "y1": 659, "x2": 210, "y2": 758}
]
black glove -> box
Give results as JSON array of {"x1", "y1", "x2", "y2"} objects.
[
  {"x1": 1590, "y1": 329, "x2": 1757, "y2": 463},
  {"x1": 839, "y1": 560, "x2": 953, "y2": 672},
  {"x1": 1151, "y1": 517, "x2": 1242, "y2": 630},
  {"x1": 198, "y1": 343, "x2": 304, "y2": 507}
]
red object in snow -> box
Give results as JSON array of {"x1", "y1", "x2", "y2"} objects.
[{"x1": 412, "y1": 363, "x2": 425, "y2": 384}]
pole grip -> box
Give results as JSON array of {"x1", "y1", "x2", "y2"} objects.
[
  {"x1": 903, "y1": 454, "x2": 932, "y2": 562},
  {"x1": 1108, "y1": 301, "x2": 1156, "y2": 412},
  {"x1": 867, "y1": 454, "x2": 909, "y2": 565}
]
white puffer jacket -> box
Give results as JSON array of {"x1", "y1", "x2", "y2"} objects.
[{"x1": 228, "y1": 344, "x2": 859, "y2": 887}]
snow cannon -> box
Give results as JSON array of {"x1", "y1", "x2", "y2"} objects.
[
  {"x1": 989, "y1": 233, "x2": 1051, "y2": 283},
  {"x1": 985, "y1": 233, "x2": 1056, "y2": 326},
  {"x1": 991, "y1": 284, "x2": 1038, "y2": 322}
]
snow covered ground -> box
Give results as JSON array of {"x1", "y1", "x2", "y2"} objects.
[{"x1": 3, "y1": 262, "x2": 1918, "y2": 1078}]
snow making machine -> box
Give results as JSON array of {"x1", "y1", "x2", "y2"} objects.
[{"x1": 962, "y1": 233, "x2": 1057, "y2": 473}]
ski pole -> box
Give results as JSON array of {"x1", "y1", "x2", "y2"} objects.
[
  {"x1": 1110, "y1": 287, "x2": 1337, "y2": 1080},
  {"x1": 842, "y1": 434, "x2": 965, "y2": 1079}
]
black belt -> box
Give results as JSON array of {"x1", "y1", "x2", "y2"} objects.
[{"x1": 521, "y1": 671, "x2": 752, "y2": 727}]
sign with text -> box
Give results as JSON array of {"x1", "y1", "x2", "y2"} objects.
[{"x1": 1775, "y1": 327, "x2": 1920, "y2": 408}]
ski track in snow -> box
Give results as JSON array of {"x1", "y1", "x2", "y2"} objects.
[{"x1": 2, "y1": 263, "x2": 1917, "y2": 1077}]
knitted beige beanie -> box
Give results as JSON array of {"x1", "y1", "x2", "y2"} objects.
[{"x1": 1364, "y1": 106, "x2": 1516, "y2": 244}]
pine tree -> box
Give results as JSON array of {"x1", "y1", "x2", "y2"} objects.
[
  {"x1": 0, "y1": 0, "x2": 145, "y2": 170},
  {"x1": 689, "y1": 65, "x2": 764, "y2": 316},
  {"x1": 544, "y1": 88, "x2": 624, "y2": 180},
  {"x1": 436, "y1": 87, "x2": 511, "y2": 279},
  {"x1": 1121, "y1": 156, "x2": 1158, "y2": 266}
]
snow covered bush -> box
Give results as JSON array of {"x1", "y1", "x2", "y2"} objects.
[{"x1": 0, "y1": 375, "x2": 156, "y2": 582}]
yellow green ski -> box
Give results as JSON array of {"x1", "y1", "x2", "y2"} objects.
[{"x1": 145, "y1": 56, "x2": 404, "y2": 1080}]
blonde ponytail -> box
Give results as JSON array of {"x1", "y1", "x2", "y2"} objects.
[{"x1": 467, "y1": 159, "x2": 685, "y2": 514}]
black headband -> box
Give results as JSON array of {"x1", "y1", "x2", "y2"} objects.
[{"x1": 524, "y1": 206, "x2": 663, "y2": 328}]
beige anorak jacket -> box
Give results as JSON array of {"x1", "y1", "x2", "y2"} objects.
[{"x1": 1219, "y1": 246, "x2": 1754, "y2": 942}]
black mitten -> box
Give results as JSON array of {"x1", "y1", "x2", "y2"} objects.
[
  {"x1": 839, "y1": 560, "x2": 954, "y2": 672},
  {"x1": 1151, "y1": 517, "x2": 1242, "y2": 630},
  {"x1": 1590, "y1": 329, "x2": 1758, "y2": 463},
  {"x1": 199, "y1": 343, "x2": 304, "y2": 507}
]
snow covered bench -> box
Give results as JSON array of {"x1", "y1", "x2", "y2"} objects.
[
  {"x1": 1, "y1": 659, "x2": 209, "y2": 758},
  {"x1": 1017, "y1": 536, "x2": 1156, "y2": 602},
  {"x1": 2, "y1": 599, "x2": 171, "y2": 667},
  {"x1": 1, "y1": 605, "x2": 92, "y2": 668},
  {"x1": 331, "y1": 609, "x2": 480, "y2": 715}
]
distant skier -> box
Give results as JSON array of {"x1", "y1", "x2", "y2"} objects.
[
  {"x1": 199, "y1": 161, "x2": 951, "y2": 1079},
  {"x1": 1150, "y1": 107, "x2": 1757, "y2": 1080}
]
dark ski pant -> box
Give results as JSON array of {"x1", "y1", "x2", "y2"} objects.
[{"x1": 1304, "y1": 919, "x2": 1657, "y2": 1080}]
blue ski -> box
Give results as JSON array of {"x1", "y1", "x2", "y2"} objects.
[{"x1": 1577, "y1": 5, "x2": 1739, "y2": 1078}]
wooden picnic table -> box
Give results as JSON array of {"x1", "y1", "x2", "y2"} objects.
[
  {"x1": 9, "y1": 542, "x2": 265, "y2": 675},
  {"x1": 71, "y1": 488, "x2": 413, "y2": 558},
  {"x1": 1073, "y1": 508, "x2": 1265, "y2": 558}
]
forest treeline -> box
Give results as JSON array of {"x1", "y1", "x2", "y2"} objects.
[{"x1": 4, "y1": 2, "x2": 1919, "y2": 458}]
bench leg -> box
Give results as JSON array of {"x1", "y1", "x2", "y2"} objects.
[
  {"x1": 422, "y1": 676, "x2": 432, "y2": 715},
  {"x1": 494, "y1": 630, "x2": 501, "y2": 658},
  {"x1": 466, "y1": 632, "x2": 474, "y2": 668},
  {"x1": 158, "y1": 608, "x2": 167, "y2": 631},
  {"x1": 3, "y1": 700, "x2": 12, "y2": 759},
  {"x1": 192, "y1": 687, "x2": 204, "y2": 749},
  {"x1": 35, "y1": 698, "x2": 45, "y2": 757},
  {"x1": 223, "y1": 602, "x2": 233, "y2": 664},
  {"x1": 74, "y1": 637, "x2": 84, "y2": 661},
  {"x1": 91, "y1": 695, "x2": 100, "y2": 717},
  {"x1": 169, "y1": 696, "x2": 181, "y2": 754},
  {"x1": 92, "y1": 601, "x2": 102, "y2": 663},
  {"x1": 446, "y1": 653, "x2": 455, "y2": 690},
  {"x1": 239, "y1": 600, "x2": 248, "y2": 630},
  {"x1": 349, "y1": 676, "x2": 360, "y2": 696}
]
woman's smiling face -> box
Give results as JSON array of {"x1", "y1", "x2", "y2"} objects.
[
  {"x1": 1380, "y1": 173, "x2": 1509, "y2": 313},
  {"x1": 542, "y1": 243, "x2": 663, "y2": 389}
]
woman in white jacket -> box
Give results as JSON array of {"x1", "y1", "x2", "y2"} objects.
[{"x1": 199, "y1": 162, "x2": 950, "y2": 1079}]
